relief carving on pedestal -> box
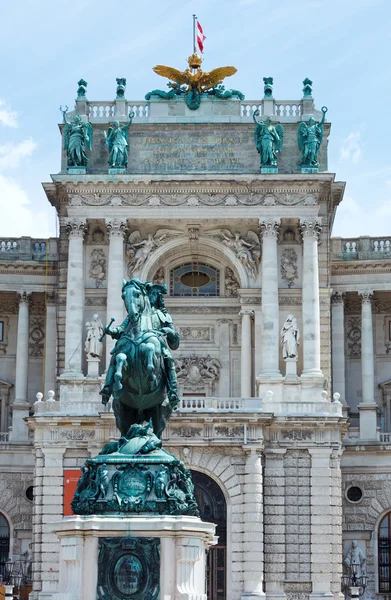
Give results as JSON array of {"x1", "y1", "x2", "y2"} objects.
[{"x1": 347, "y1": 316, "x2": 361, "y2": 357}]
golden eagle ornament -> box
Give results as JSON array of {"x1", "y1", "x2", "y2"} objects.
[{"x1": 149, "y1": 54, "x2": 240, "y2": 110}]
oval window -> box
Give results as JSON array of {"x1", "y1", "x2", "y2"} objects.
[
  {"x1": 180, "y1": 271, "x2": 211, "y2": 288},
  {"x1": 346, "y1": 486, "x2": 363, "y2": 503}
]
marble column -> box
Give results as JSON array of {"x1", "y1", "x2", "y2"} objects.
[
  {"x1": 105, "y1": 219, "x2": 126, "y2": 365},
  {"x1": 12, "y1": 291, "x2": 31, "y2": 440},
  {"x1": 358, "y1": 291, "x2": 378, "y2": 439},
  {"x1": 218, "y1": 320, "x2": 231, "y2": 396},
  {"x1": 240, "y1": 308, "x2": 253, "y2": 397},
  {"x1": 259, "y1": 219, "x2": 281, "y2": 378},
  {"x1": 331, "y1": 292, "x2": 347, "y2": 408},
  {"x1": 64, "y1": 220, "x2": 86, "y2": 375},
  {"x1": 241, "y1": 448, "x2": 265, "y2": 600},
  {"x1": 300, "y1": 219, "x2": 323, "y2": 378},
  {"x1": 44, "y1": 292, "x2": 57, "y2": 396}
]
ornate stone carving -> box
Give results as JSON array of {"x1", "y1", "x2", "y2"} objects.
[
  {"x1": 169, "y1": 306, "x2": 236, "y2": 314},
  {"x1": 282, "y1": 430, "x2": 312, "y2": 441},
  {"x1": 374, "y1": 300, "x2": 391, "y2": 314},
  {"x1": 0, "y1": 300, "x2": 18, "y2": 314},
  {"x1": 347, "y1": 316, "x2": 361, "y2": 357},
  {"x1": 331, "y1": 291, "x2": 346, "y2": 305},
  {"x1": 60, "y1": 429, "x2": 96, "y2": 441},
  {"x1": 0, "y1": 316, "x2": 10, "y2": 354},
  {"x1": 17, "y1": 291, "x2": 32, "y2": 305},
  {"x1": 281, "y1": 315, "x2": 300, "y2": 359},
  {"x1": 179, "y1": 327, "x2": 213, "y2": 342},
  {"x1": 215, "y1": 426, "x2": 243, "y2": 437},
  {"x1": 279, "y1": 296, "x2": 302, "y2": 306},
  {"x1": 90, "y1": 228, "x2": 106, "y2": 244},
  {"x1": 152, "y1": 267, "x2": 165, "y2": 284},
  {"x1": 65, "y1": 219, "x2": 87, "y2": 238},
  {"x1": 205, "y1": 229, "x2": 261, "y2": 281},
  {"x1": 232, "y1": 323, "x2": 238, "y2": 344},
  {"x1": 360, "y1": 291, "x2": 374, "y2": 304},
  {"x1": 280, "y1": 248, "x2": 298, "y2": 288},
  {"x1": 187, "y1": 226, "x2": 199, "y2": 241},
  {"x1": 175, "y1": 355, "x2": 221, "y2": 393},
  {"x1": 85, "y1": 296, "x2": 107, "y2": 306},
  {"x1": 29, "y1": 316, "x2": 44, "y2": 357},
  {"x1": 105, "y1": 219, "x2": 126, "y2": 238},
  {"x1": 260, "y1": 218, "x2": 280, "y2": 238},
  {"x1": 89, "y1": 249, "x2": 107, "y2": 288},
  {"x1": 126, "y1": 229, "x2": 183, "y2": 276},
  {"x1": 85, "y1": 314, "x2": 104, "y2": 358},
  {"x1": 225, "y1": 267, "x2": 240, "y2": 297},
  {"x1": 300, "y1": 218, "x2": 322, "y2": 240},
  {"x1": 170, "y1": 427, "x2": 202, "y2": 438},
  {"x1": 345, "y1": 298, "x2": 361, "y2": 314}
]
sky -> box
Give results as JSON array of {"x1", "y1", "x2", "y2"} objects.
[{"x1": 0, "y1": 0, "x2": 390, "y2": 239}]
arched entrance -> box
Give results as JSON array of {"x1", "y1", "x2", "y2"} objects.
[
  {"x1": 0, "y1": 513, "x2": 10, "y2": 577},
  {"x1": 191, "y1": 470, "x2": 227, "y2": 600}
]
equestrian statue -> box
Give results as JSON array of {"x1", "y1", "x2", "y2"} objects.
[{"x1": 99, "y1": 279, "x2": 180, "y2": 439}]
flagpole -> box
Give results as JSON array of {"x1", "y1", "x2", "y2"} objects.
[{"x1": 193, "y1": 14, "x2": 197, "y2": 54}]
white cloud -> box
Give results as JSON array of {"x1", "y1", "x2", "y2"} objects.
[
  {"x1": 0, "y1": 174, "x2": 53, "y2": 238},
  {"x1": 0, "y1": 100, "x2": 18, "y2": 128},
  {"x1": 332, "y1": 194, "x2": 391, "y2": 237},
  {"x1": 0, "y1": 138, "x2": 37, "y2": 169},
  {"x1": 339, "y1": 131, "x2": 362, "y2": 165},
  {"x1": 376, "y1": 199, "x2": 391, "y2": 217}
]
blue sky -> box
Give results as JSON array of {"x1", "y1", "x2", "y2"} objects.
[{"x1": 0, "y1": 0, "x2": 390, "y2": 238}]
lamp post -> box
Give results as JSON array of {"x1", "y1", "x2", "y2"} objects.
[
  {"x1": 341, "y1": 563, "x2": 368, "y2": 599},
  {"x1": 0, "y1": 556, "x2": 31, "y2": 599}
]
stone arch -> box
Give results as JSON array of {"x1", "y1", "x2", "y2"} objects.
[
  {"x1": 0, "y1": 473, "x2": 33, "y2": 557},
  {"x1": 138, "y1": 237, "x2": 249, "y2": 289}
]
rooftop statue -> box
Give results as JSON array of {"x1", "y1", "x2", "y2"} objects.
[
  {"x1": 99, "y1": 279, "x2": 180, "y2": 438},
  {"x1": 298, "y1": 106, "x2": 328, "y2": 169},
  {"x1": 116, "y1": 77, "x2": 126, "y2": 99},
  {"x1": 263, "y1": 76, "x2": 273, "y2": 98},
  {"x1": 60, "y1": 106, "x2": 93, "y2": 168},
  {"x1": 253, "y1": 110, "x2": 284, "y2": 170},
  {"x1": 302, "y1": 77, "x2": 313, "y2": 98},
  {"x1": 77, "y1": 78, "x2": 88, "y2": 99},
  {"x1": 146, "y1": 53, "x2": 244, "y2": 110},
  {"x1": 104, "y1": 112, "x2": 135, "y2": 169}
]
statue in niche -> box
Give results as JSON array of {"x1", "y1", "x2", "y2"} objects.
[
  {"x1": 281, "y1": 315, "x2": 300, "y2": 359},
  {"x1": 253, "y1": 111, "x2": 284, "y2": 168},
  {"x1": 104, "y1": 112, "x2": 135, "y2": 169},
  {"x1": 60, "y1": 106, "x2": 93, "y2": 168},
  {"x1": 85, "y1": 314, "x2": 104, "y2": 358},
  {"x1": 205, "y1": 229, "x2": 261, "y2": 281},
  {"x1": 225, "y1": 267, "x2": 240, "y2": 297},
  {"x1": 126, "y1": 229, "x2": 182, "y2": 276},
  {"x1": 297, "y1": 106, "x2": 328, "y2": 167},
  {"x1": 344, "y1": 540, "x2": 366, "y2": 577}
]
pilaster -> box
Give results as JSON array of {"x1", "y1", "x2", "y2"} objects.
[
  {"x1": 331, "y1": 292, "x2": 347, "y2": 413},
  {"x1": 12, "y1": 291, "x2": 32, "y2": 441},
  {"x1": 105, "y1": 219, "x2": 126, "y2": 364},
  {"x1": 358, "y1": 291, "x2": 377, "y2": 440},
  {"x1": 240, "y1": 309, "x2": 254, "y2": 397},
  {"x1": 44, "y1": 292, "x2": 57, "y2": 396}
]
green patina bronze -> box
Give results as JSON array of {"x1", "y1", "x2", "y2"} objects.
[
  {"x1": 253, "y1": 110, "x2": 284, "y2": 169},
  {"x1": 145, "y1": 83, "x2": 244, "y2": 110},
  {"x1": 116, "y1": 77, "x2": 126, "y2": 99},
  {"x1": 60, "y1": 106, "x2": 93, "y2": 168},
  {"x1": 72, "y1": 279, "x2": 199, "y2": 518},
  {"x1": 104, "y1": 112, "x2": 135, "y2": 169},
  {"x1": 298, "y1": 106, "x2": 328, "y2": 168},
  {"x1": 263, "y1": 77, "x2": 273, "y2": 98},
  {"x1": 302, "y1": 78, "x2": 313, "y2": 98},
  {"x1": 98, "y1": 538, "x2": 159, "y2": 600},
  {"x1": 77, "y1": 78, "x2": 88, "y2": 99}
]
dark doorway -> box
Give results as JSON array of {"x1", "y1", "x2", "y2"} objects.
[
  {"x1": 0, "y1": 513, "x2": 10, "y2": 579},
  {"x1": 191, "y1": 470, "x2": 227, "y2": 600}
]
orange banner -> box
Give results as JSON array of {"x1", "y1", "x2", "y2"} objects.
[{"x1": 63, "y1": 469, "x2": 80, "y2": 516}]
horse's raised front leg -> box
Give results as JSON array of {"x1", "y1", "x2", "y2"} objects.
[{"x1": 114, "y1": 352, "x2": 127, "y2": 396}]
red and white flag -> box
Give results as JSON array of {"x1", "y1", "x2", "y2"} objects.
[{"x1": 197, "y1": 21, "x2": 206, "y2": 53}]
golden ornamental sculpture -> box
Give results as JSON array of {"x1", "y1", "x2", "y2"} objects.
[{"x1": 145, "y1": 54, "x2": 244, "y2": 110}]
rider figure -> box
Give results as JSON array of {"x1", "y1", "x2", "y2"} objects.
[{"x1": 99, "y1": 281, "x2": 180, "y2": 407}]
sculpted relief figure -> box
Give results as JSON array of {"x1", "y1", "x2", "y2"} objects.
[
  {"x1": 104, "y1": 112, "x2": 135, "y2": 169},
  {"x1": 225, "y1": 267, "x2": 240, "y2": 297},
  {"x1": 85, "y1": 314, "x2": 104, "y2": 358},
  {"x1": 60, "y1": 106, "x2": 93, "y2": 168},
  {"x1": 298, "y1": 106, "x2": 328, "y2": 168},
  {"x1": 205, "y1": 229, "x2": 261, "y2": 281},
  {"x1": 344, "y1": 540, "x2": 366, "y2": 577},
  {"x1": 253, "y1": 110, "x2": 284, "y2": 168},
  {"x1": 281, "y1": 314, "x2": 300, "y2": 359},
  {"x1": 126, "y1": 229, "x2": 182, "y2": 276}
]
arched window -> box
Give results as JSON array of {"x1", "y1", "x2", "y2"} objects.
[
  {"x1": 191, "y1": 471, "x2": 226, "y2": 600},
  {"x1": 0, "y1": 513, "x2": 10, "y2": 577},
  {"x1": 170, "y1": 262, "x2": 220, "y2": 296},
  {"x1": 379, "y1": 512, "x2": 391, "y2": 592}
]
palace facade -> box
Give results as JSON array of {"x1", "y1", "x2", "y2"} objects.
[{"x1": 0, "y1": 81, "x2": 390, "y2": 600}]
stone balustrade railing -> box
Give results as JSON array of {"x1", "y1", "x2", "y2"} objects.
[
  {"x1": 332, "y1": 236, "x2": 391, "y2": 260},
  {"x1": 179, "y1": 396, "x2": 261, "y2": 412},
  {"x1": 0, "y1": 237, "x2": 58, "y2": 261},
  {"x1": 66, "y1": 95, "x2": 320, "y2": 124}
]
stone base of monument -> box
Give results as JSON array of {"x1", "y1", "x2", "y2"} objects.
[
  {"x1": 51, "y1": 515, "x2": 215, "y2": 600},
  {"x1": 67, "y1": 167, "x2": 86, "y2": 174},
  {"x1": 108, "y1": 167, "x2": 126, "y2": 174},
  {"x1": 261, "y1": 166, "x2": 278, "y2": 174},
  {"x1": 301, "y1": 166, "x2": 318, "y2": 173}
]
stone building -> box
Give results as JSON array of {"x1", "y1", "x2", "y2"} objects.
[{"x1": 0, "y1": 77, "x2": 390, "y2": 600}]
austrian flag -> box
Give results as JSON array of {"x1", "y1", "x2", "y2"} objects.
[{"x1": 197, "y1": 21, "x2": 206, "y2": 53}]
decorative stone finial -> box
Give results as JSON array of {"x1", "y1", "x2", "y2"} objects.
[
  {"x1": 35, "y1": 392, "x2": 43, "y2": 403},
  {"x1": 47, "y1": 390, "x2": 55, "y2": 402}
]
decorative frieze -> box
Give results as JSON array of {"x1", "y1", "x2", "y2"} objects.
[{"x1": 179, "y1": 327, "x2": 214, "y2": 342}]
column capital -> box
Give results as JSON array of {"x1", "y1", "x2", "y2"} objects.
[
  {"x1": 105, "y1": 219, "x2": 127, "y2": 238},
  {"x1": 65, "y1": 219, "x2": 87, "y2": 239},
  {"x1": 45, "y1": 291, "x2": 57, "y2": 306},
  {"x1": 259, "y1": 218, "x2": 280, "y2": 238},
  {"x1": 17, "y1": 291, "x2": 32, "y2": 305},
  {"x1": 331, "y1": 291, "x2": 346, "y2": 305},
  {"x1": 300, "y1": 218, "x2": 322, "y2": 240},
  {"x1": 239, "y1": 308, "x2": 254, "y2": 318},
  {"x1": 359, "y1": 290, "x2": 374, "y2": 304}
]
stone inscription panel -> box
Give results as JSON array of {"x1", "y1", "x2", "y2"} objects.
[{"x1": 128, "y1": 125, "x2": 259, "y2": 173}]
